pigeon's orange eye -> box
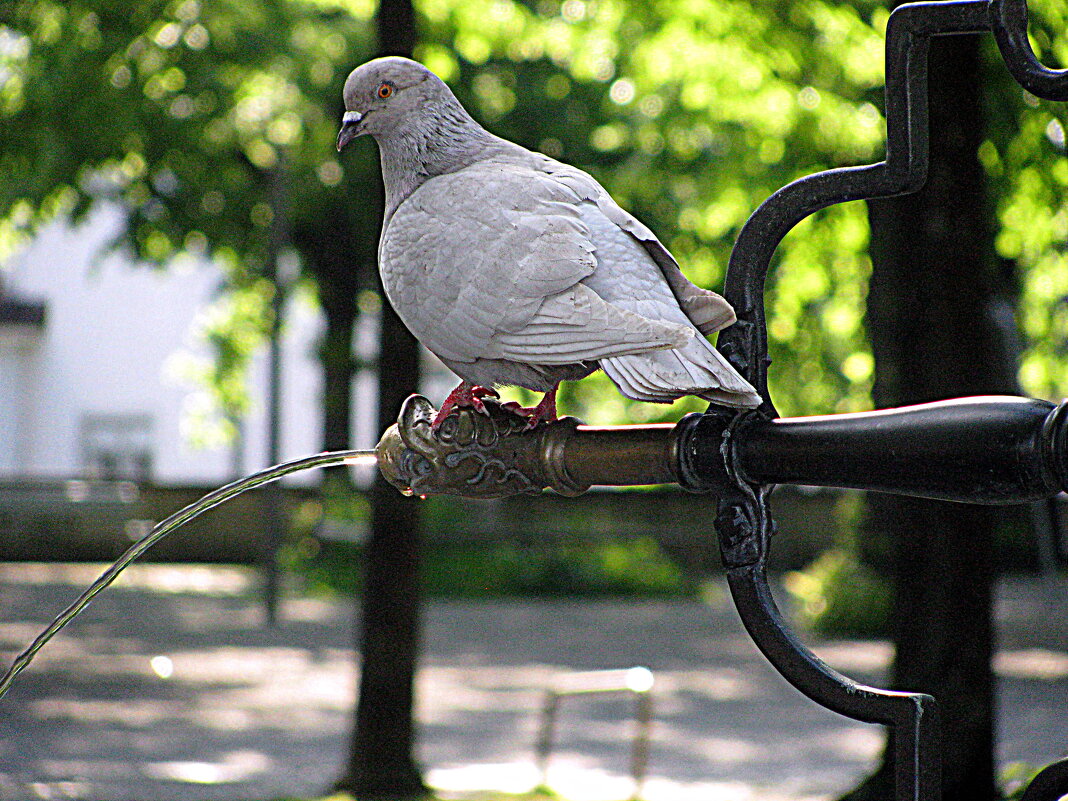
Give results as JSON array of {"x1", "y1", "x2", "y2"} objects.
[{"x1": 377, "y1": 83, "x2": 393, "y2": 99}]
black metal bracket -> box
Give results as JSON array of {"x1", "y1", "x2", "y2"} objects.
[
  {"x1": 679, "y1": 396, "x2": 1068, "y2": 504},
  {"x1": 711, "y1": 2, "x2": 1068, "y2": 800}
]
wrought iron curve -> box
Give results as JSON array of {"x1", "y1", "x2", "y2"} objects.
[
  {"x1": 1018, "y1": 757, "x2": 1068, "y2": 801},
  {"x1": 989, "y1": 0, "x2": 1068, "y2": 101}
]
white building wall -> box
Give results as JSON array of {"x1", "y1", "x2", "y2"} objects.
[
  {"x1": 0, "y1": 205, "x2": 325, "y2": 486},
  {"x1": 239, "y1": 286, "x2": 326, "y2": 479},
  {"x1": 0, "y1": 330, "x2": 39, "y2": 473}
]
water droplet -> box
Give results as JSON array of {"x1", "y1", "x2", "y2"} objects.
[{"x1": 418, "y1": 494, "x2": 427, "y2": 500}]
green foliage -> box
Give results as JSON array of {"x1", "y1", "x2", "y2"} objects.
[
  {"x1": 0, "y1": 0, "x2": 369, "y2": 268},
  {"x1": 783, "y1": 547, "x2": 891, "y2": 638},
  {"x1": 0, "y1": 0, "x2": 380, "y2": 427},
  {"x1": 285, "y1": 535, "x2": 695, "y2": 598},
  {"x1": 1000, "y1": 761, "x2": 1048, "y2": 801},
  {"x1": 427, "y1": 536, "x2": 694, "y2": 597},
  {"x1": 994, "y1": 1, "x2": 1068, "y2": 402},
  {"x1": 2, "y1": 0, "x2": 1067, "y2": 422}
]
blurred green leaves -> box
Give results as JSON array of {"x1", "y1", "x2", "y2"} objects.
[
  {"x1": 2, "y1": 0, "x2": 1066, "y2": 423},
  {"x1": 994, "y1": 0, "x2": 1068, "y2": 401},
  {"x1": 0, "y1": 0, "x2": 380, "y2": 428}
]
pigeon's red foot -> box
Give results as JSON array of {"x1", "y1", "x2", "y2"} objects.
[
  {"x1": 431, "y1": 381, "x2": 499, "y2": 431},
  {"x1": 501, "y1": 386, "x2": 559, "y2": 430}
]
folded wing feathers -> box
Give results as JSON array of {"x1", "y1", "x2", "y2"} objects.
[
  {"x1": 548, "y1": 161, "x2": 738, "y2": 336},
  {"x1": 493, "y1": 284, "x2": 693, "y2": 364}
]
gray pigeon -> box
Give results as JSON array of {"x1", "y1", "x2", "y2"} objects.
[{"x1": 337, "y1": 56, "x2": 761, "y2": 428}]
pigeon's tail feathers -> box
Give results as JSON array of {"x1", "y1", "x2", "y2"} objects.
[
  {"x1": 673, "y1": 284, "x2": 737, "y2": 336},
  {"x1": 600, "y1": 335, "x2": 761, "y2": 408}
]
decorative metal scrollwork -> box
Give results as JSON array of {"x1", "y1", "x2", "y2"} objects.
[
  {"x1": 989, "y1": 0, "x2": 1068, "y2": 100},
  {"x1": 376, "y1": 395, "x2": 588, "y2": 499}
]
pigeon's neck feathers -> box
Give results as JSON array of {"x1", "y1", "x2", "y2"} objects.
[{"x1": 376, "y1": 94, "x2": 512, "y2": 223}]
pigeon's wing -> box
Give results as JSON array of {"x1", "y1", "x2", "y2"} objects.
[
  {"x1": 519, "y1": 156, "x2": 759, "y2": 408},
  {"x1": 379, "y1": 163, "x2": 691, "y2": 367},
  {"x1": 543, "y1": 162, "x2": 736, "y2": 335},
  {"x1": 573, "y1": 197, "x2": 761, "y2": 407}
]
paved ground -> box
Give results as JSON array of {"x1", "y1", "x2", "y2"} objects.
[{"x1": 0, "y1": 563, "x2": 1066, "y2": 801}]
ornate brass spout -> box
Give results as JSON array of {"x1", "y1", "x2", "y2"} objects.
[{"x1": 374, "y1": 395, "x2": 678, "y2": 498}]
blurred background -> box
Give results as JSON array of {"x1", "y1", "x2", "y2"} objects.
[{"x1": 1, "y1": 0, "x2": 1067, "y2": 800}]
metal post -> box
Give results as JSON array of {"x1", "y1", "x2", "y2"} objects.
[
  {"x1": 534, "y1": 691, "x2": 559, "y2": 788},
  {"x1": 262, "y1": 272, "x2": 284, "y2": 626},
  {"x1": 630, "y1": 688, "x2": 653, "y2": 801},
  {"x1": 533, "y1": 668, "x2": 654, "y2": 795}
]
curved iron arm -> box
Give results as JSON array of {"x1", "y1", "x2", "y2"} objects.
[
  {"x1": 716, "y1": 0, "x2": 1067, "y2": 412},
  {"x1": 716, "y1": 0, "x2": 989, "y2": 414},
  {"x1": 1019, "y1": 757, "x2": 1068, "y2": 801},
  {"x1": 725, "y1": 564, "x2": 941, "y2": 799}
]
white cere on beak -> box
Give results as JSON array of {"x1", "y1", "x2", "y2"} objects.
[{"x1": 337, "y1": 110, "x2": 366, "y2": 151}]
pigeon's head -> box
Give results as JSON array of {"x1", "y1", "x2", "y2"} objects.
[{"x1": 336, "y1": 57, "x2": 456, "y2": 151}]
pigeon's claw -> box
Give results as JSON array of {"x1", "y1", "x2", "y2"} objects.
[
  {"x1": 468, "y1": 385, "x2": 499, "y2": 414},
  {"x1": 500, "y1": 386, "x2": 559, "y2": 430},
  {"x1": 431, "y1": 381, "x2": 499, "y2": 430}
]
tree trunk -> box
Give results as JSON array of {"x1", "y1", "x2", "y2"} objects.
[
  {"x1": 842, "y1": 32, "x2": 1017, "y2": 801},
  {"x1": 319, "y1": 279, "x2": 358, "y2": 454},
  {"x1": 339, "y1": 302, "x2": 425, "y2": 797},
  {"x1": 337, "y1": 0, "x2": 426, "y2": 796},
  {"x1": 295, "y1": 209, "x2": 365, "y2": 476}
]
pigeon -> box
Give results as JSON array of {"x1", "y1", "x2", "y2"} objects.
[{"x1": 336, "y1": 56, "x2": 761, "y2": 429}]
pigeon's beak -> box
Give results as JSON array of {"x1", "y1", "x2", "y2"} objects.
[{"x1": 336, "y1": 110, "x2": 364, "y2": 152}]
